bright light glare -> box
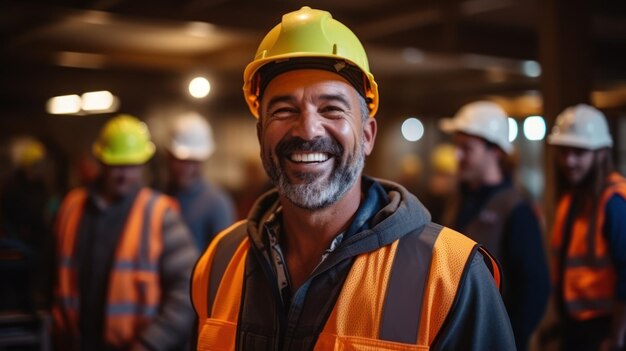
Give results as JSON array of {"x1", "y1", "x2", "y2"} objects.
[
  {"x1": 523, "y1": 116, "x2": 546, "y2": 141},
  {"x1": 401, "y1": 117, "x2": 425, "y2": 142},
  {"x1": 189, "y1": 77, "x2": 211, "y2": 98},
  {"x1": 186, "y1": 22, "x2": 214, "y2": 37},
  {"x1": 508, "y1": 118, "x2": 518, "y2": 142},
  {"x1": 81, "y1": 91, "x2": 117, "y2": 112},
  {"x1": 402, "y1": 47, "x2": 424, "y2": 64},
  {"x1": 47, "y1": 95, "x2": 81, "y2": 114},
  {"x1": 522, "y1": 60, "x2": 542, "y2": 78}
]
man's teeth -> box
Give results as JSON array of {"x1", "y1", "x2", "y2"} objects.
[{"x1": 290, "y1": 153, "x2": 329, "y2": 163}]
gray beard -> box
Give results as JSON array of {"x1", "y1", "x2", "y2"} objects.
[{"x1": 263, "y1": 142, "x2": 365, "y2": 210}]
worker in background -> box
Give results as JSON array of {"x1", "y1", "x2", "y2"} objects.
[
  {"x1": 421, "y1": 143, "x2": 458, "y2": 223},
  {"x1": 440, "y1": 100, "x2": 550, "y2": 351},
  {"x1": 191, "y1": 7, "x2": 515, "y2": 350},
  {"x1": 547, "y1": 104, "x2": 626, "y2": 351},
  {"x1": 165, "y1": 111, "x2": 235, "y2": 250},
  {"x1": 1, "y1": 137, "x2": 54, "y2": 309},
  {"x1": 52, "y1": 114, "x2": 198, "y2": 351},
  {"x1": 1, "y1": 137, "x2": 50, "y2": 253}
]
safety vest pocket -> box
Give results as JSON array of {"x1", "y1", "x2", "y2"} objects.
[
  {"x1": 198, "y1": 318, "x2": 237, "y2": 351},
  {"x1": 315, "y1": 333, "x2": 429, "y2": 351}
]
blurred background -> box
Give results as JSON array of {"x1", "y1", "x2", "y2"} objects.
[
  {"x1": 0, "y1": 1, "x2": 625, "y2": 349},
  {"x1": 0, "y1": 0, "x2": 625, "y2": 209}
]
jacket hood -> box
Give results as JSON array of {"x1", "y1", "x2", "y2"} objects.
[{"x1": 245, "y1": 177, "x2": 432, "y2": 261}]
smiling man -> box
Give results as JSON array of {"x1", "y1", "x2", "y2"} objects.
[{"x1": 191, "y1": 7, "x2": 515, "y2": 351}]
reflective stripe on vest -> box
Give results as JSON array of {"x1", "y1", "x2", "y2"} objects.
[
  {"x1": 551, "y1": 172, "x2": 626, "y2": 320},
  {"x1": 192, "y1": 223, "x2": 489, "y2": 350},
  {"x1": 52, "y1": 188, "x2": 88, "y2": 348},
  {"x1": 52, "y1": 187, "x2": 172, "y2": 349}
]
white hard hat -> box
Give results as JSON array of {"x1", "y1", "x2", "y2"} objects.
[
  {"x1": 547, "y1": 104, "x2": 613, "y2": 150},
  {"x1": 168, "y1": 112, "x2": 215, "y2": 161},
  {"x1": 440, "y1": 101, "x2": 513, "y2": 155}
]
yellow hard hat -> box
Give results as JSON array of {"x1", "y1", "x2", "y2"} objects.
[
  {"x1": 243, "y1": 6, "x2": 379, "y2": 118},
  {"x1": 92, "y1": 114, "x2": 155, "y2": 166},
  {"x1": 431, "y1": 143, "x2": 458, "y2": 175},
  {"x1": 11, "y1": 137, "x2": 45, "y2": 168}
]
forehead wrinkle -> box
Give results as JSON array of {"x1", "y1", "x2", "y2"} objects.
[{"x1": 318, "y1": 93, "x2": 351, "y2": 109}]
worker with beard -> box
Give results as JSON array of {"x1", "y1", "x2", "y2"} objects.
[
  {"x1": 439, "y1": 101, "x2": 550, "y2": 351},
  {"x1": 547, "y1": 104, "x2": 626, "y2": 351},
  {"x1": 52, "y1": 115, "x2": 198, "y2": 350},
  {"x1": 191, "y1": 7, "x2": 515, "y2": 351}
]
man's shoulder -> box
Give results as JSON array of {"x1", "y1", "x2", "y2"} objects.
[
  {"x1": 393, "y1": 222, "x2": 479, "y2": 264},
  {"x1": 207, "y1": 220, "x2": 249, "y2": 252}
]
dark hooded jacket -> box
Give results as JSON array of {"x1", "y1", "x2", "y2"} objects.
[{"x1": 194, "y1": 176, "x2": 515, "y2": 350}]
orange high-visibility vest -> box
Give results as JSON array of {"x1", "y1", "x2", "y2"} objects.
[
  {"x1": 52, "y1": 187, "x2": 175, "y2": 350},
  {"x1": 551, "y1": 172, "x2": 626, "y2": 320},
  {"x1": 192, "y1": 222, "x2": 499, "y2": 350}
]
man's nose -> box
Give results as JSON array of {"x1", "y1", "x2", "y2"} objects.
[
  {"x1": 564, "y1": 151, "x2": 578, "y2": 166},
  {"x1": 291, "y1": 110, "x2": 325, "y2": 141}
]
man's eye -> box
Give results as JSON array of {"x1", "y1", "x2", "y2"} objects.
[
  {"x1": 321, "y1": 105, "x2": 343, "y2": 112},
  {"x1": 320, "y1": 106, "x2": 345, "y2": 115},
  {"x1": 269, "y1": 107, "x2": 297, "y2": 118}
]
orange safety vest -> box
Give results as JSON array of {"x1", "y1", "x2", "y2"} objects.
[
  {"x1": 192, "y1": 222, "x2": 500, "y2": 350},
  {"x1": 52, "y1": 187, "x2": 175, "y2": 350},
  {"x1": 551, "y1": 172, "x2": 626, "y2": 320}
]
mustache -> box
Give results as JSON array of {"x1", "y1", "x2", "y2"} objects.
[{"x1": 276, "y1": 136, "x2": 343, "y2": 158}]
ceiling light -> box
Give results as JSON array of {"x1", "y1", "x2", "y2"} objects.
[
  {"x1": 47, "y1": 95, "x2": 81, "y2": 115},
  {"x1": 401, "y1": 117, "x2": 425, "y2": 142},
  {"x1": 402, "y1": 47, "x2": 424, "y2": 64},
  {"x1": 523, "y1": 116, "x2": 546, "y2": 141},
  {"x1": 522, "y1": 61, "x2": 542, "y2": 78},
  {"x1": 189, "y1": 77, "x2": 211, "y2": 98},
  {"x1": 186, "y1": 22, "x2": 215, "y2": 37},
  {"x1": 81, "y1": 91, "x2": 119, "y2": 113}
]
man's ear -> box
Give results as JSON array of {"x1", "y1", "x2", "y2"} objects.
[{"x1": 362, "y1": 117, "x2": 377, "y2": 156}]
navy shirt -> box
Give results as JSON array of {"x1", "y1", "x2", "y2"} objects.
[
  {"x1": 604, "y1": 194, "x2": 626, "y2": 300},
  {"x1": 168, "y1": 180, "x2": 235, "y2": 251},
  {"x1": 454, "y1": 180, "x2": 550, "y2": 351}
]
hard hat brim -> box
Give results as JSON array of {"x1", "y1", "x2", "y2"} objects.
[
  {"x1": 547, "y1": 134, "x2": 612, "y2": 150},
  {"x1": 243, "y1": 53, "x2": 378, "y2": 119},
  {"x1": 93, "y1": 142, "x2": 155, "y2": 166},
  {"x1": 168, "y1": 143, "x2": 212, "y2": 161},
  {"x1": 439, "y1": 117, "x2": 514, "y2": 155}
]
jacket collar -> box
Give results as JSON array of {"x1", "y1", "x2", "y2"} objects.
[{"x1": 246, "y1": 176, "x2": 431, "y2": 259}]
